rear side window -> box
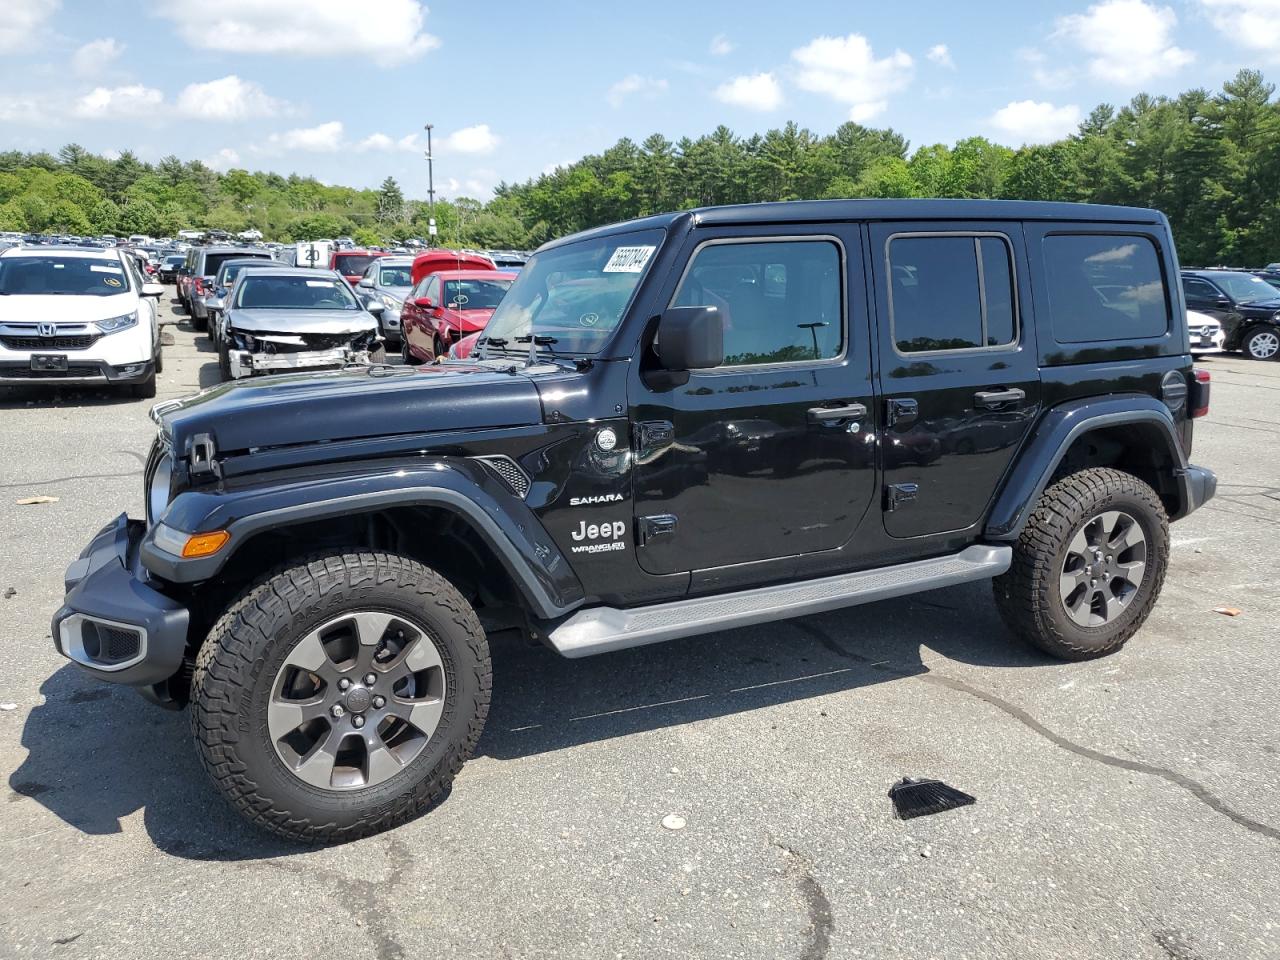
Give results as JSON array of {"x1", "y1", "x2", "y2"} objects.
[
  {"x1": 1044, "y1": 235, "x2": 1168, "y2": 343},
  {"x1": 888, "y1": 234, "x2": 1017, "y2": 353},
  {"x1": 672, "y1": 238, "x2": 843, "y2": 366}
]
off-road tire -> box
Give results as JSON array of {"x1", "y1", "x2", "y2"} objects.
[
  {"x1": 994, "y1": 467, "x2": 1169, "y2": 661},
  {"x1": 190, "y1": 551, "x2": 491, "y2": 842}
]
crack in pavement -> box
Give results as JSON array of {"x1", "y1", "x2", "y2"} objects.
[
  {"x1": 791, "y1": 621, "x2": 1280, "y2": 844},
  {"x1": 770, "y1": 838, "x2": 834, "y2": 960},
  {"x1": 0, "y1": 471, "x2": 137, "y2": 490}
]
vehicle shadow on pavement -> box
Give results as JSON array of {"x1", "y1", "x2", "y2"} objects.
[
  {"x1": 9, "y1": 583, "x2": 1050, "y2": 860},
  {"x1": 0, "y1": 385, "x2": 137, "y2": 410},
  {"x1": 479, "y1": 581, "x2": 1051, "y2": 761},
  {"x1": 9, "y1": 666, "x2": 296, "y2": 861}
]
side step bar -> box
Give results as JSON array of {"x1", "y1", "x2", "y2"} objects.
[{"x1": 547, "y1": 545, "x2": 1012, "y2": 658}]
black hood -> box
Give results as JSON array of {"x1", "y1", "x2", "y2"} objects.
[
  {"x1": 157, "y1": 363, "x2": 545, "y2": 456},
  {"x1": 1240, "y1": 298, "x2": 1280, "y2": 315}
]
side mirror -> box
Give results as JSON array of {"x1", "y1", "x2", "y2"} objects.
[
  {"x1": 366, "y1": 301, "x2": 386, "y2": 317},
  {"x1": 358, "y1": 278, "x2": 374, "y2": 288},
  {"x1": 205, "y1": 296, "x2": 224, "y2": 311},
  {"x1": 141, "y1": 282, "x2": 164, "y2": 298},
  {"x1": 415, "y1": 296, "x2": 433, "y2": 308},
  {"x1": 657, "y1": 305, "x2": 724, "y2": 374}
]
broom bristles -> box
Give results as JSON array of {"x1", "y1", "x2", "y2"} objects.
[{"x1": 888, "y1": 777, "x2": 976, "y2": 820}]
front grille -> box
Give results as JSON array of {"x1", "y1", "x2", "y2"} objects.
[
  {"x1": 474, "y1": 455, "x2": 531, "y2": 498},
  {"x1": 1200, "y1": 325, "x2": 1216, "y2": 337},
  {"x1": 1, "y1": 334, "x2": 102, "y2": 350},
  {"x1": 0, "y1": 363, "x2": 104, "y2": 379}
]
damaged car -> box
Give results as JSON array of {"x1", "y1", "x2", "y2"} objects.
[{"x1": 216, "y1": 266, "x2": 386, "y2": 380}]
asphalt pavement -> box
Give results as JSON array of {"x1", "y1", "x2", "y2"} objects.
[{"x1": 1, "y1": 292, "x2": 1277, "y2": 959}]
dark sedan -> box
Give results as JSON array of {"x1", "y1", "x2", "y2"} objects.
[{"x1": 1181, "y1": 269, "x2": 1280, "y2": 360}]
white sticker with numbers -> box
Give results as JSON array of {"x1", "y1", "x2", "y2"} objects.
[{"x1": 602, "y1": 245, "x2": 656, "y2": 273}]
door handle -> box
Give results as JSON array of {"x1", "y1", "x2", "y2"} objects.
[
  {"x1": 974, "y1": 387, "x2": 1025, "y2": 409},
  {"x1": 807, "y1": 403, "x2": 867, "y2": 423}
]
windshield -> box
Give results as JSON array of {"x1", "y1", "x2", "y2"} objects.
[
  {"x1": 481, "y1": 229, "x2": 664, "y2": 354},
  {"x1": 378, "y1": 265, "x2": 412, "y2": 287},
  {"x1": 0, "y1": 256, "x2": 129, "y2": 296},
  {"x1": 236, "y1": 275, "x2": 360, "y2": 310},
  {"x1": 336, "y1": 254, "x2": 379, "y2": 275},
  {"x1": 164, "y1": 255, "x2": 185, "y2": 266},
  {"x1": 217, "y1": 262, "x2": 261, "y2": 287},
  {"x1": 444, "y1": 278, "x2": 512, "y2": 310},
  {"x1": 1212, "y1": 273, "x2": 1276, "y2": 302}
]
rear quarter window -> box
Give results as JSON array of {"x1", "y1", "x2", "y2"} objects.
[{"x1": 1043, "y1": 235, "x2": 1169, "y2": 343}]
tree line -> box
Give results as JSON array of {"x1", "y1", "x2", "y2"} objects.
[{"x1": 1, "y1": 70, "x2": 1277, "y2": 265}]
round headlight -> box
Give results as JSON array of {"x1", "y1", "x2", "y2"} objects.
[{"x1": 147, "y1": 453, "x2": 173, "y2": 526}]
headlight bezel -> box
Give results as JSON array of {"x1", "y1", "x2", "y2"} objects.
[
  {"x1": 97, "y1": 311, "x2": 139, "y2": 334},
  {"x1": 146, "y1": 450, "x2": 173, "y2": 527}
]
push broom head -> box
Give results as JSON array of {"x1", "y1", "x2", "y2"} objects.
[{"x1": 888, "y1": 777, "x2": 976, "y2": 820}]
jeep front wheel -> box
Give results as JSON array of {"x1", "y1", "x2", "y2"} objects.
[
  {"x1": 994, "y1": 467, "x2": 1169, "y2": 661},
  {"x1": 191, "y1": 551, "x2": 491, "y2": 842}
]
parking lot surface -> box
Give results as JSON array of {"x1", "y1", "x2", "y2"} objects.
[{"x1": 1, "y1": 292, "x2": 1277, "y2": 959}]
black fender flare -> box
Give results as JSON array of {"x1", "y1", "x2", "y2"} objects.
[
  {"x1": 985, "y1": 395, "x2": 1190, "y2": 541},
  {"x1": 140, "y1": 458, "x2": 585, "y2": 620}
]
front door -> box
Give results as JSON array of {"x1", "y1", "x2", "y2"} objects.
[
  {"x1": 867, "y1": 222, "x2": 1041, "y2": 539},
  {"x1": 629, "y1": 227, "x2": 878, "y2": 576}
]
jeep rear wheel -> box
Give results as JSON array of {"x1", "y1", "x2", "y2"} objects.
[
  {"x1": 191, "y1": 551, "x2": 491, "y2": 842},
  {"x1": 994, "y1": 467, "x2": 1169, "y2": 661}
]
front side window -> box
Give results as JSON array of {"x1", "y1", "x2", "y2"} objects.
[
  {"x1": 888, "y1": 234, "x2": 1018, "y2": 354},
  {"x1": 672, "y1": 238, "x2": 843, "y2": 365},
  {"x1": 482, "y1": 228, "x2": 665, "y2": 355},
  {"x1": 0, "y1": 256, "x2": 130, "y2": 297},
  {"x1": 379, "y1": 265, "x2": 412, "y2": 288},
  {"x1": 235, "y1": 275, "x2": 359, "y2": 310},
  {"x1": 1044, "y1": 235, "x2": 1168, "y2": 343}
]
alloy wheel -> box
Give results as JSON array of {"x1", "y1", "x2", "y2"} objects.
[
  {"x1": 267, "y1": 611, "x2": 447, "y2": 790},
  {"x1": 1247, "y1": 329, "x2": 1279, "y2": 360},
  {"x1": 1058, "y1": 510, "x2": 1148, "y2": 627}
]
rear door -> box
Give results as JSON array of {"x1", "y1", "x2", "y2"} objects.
[{"x1": 868, "y1": 222, "x2": 1041, "y2": 539}]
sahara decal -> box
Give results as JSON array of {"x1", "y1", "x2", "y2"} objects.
[{"x1": 569, "y1": 493, "x2": 625, "y2": 506}]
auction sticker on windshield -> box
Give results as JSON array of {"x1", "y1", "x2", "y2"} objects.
[{"x1": 602, "y1": 245, "x2": 656, "y2": 273}]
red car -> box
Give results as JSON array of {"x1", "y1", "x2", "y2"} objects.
[
  {"x1": 330, "y1": 249, "x2": 388, "y2": 285},
  {"x1": 409, "y1": 249, "x2": 495, "y2": 287},
  {"x1": 400, "y1": 270, "x2": 516, "y2": 362}
]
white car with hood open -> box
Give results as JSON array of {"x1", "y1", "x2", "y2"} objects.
[
  {"x1": 0, "y1": 247, "x2": 163, "y2": 397},
  {"x1": 216, "y1": 266, "x2": 385, "y2": 380}
]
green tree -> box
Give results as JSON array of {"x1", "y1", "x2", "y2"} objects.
[{"x1": 376, "y1": 176, "x2": 404, "y2": 222}]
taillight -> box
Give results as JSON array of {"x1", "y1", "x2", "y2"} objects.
[
  {"x1": 1190, "y1": 368, "x2": 1211, "y2": 418},
  {"x1": 194, "y1": 277, "x2": 206, "y2": 295}
]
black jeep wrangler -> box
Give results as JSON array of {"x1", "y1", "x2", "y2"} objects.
[{"x1": 53, "y1": 199, "x2": 1216, "y2": 841}]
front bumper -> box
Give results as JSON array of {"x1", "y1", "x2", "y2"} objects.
[
  {"x1": 51, "y1": 514, "x2": 189, "y2": 687},
  {"x1": 0, "y1": 359, "x2": 154, "y2": 386},
  {"x1": 229, "y1": 346, "x2": 373, "y2": 378}
]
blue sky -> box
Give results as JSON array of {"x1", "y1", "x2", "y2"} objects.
[{"x1": 1, "y1": 0, "x2": 1276, "y2": 200}]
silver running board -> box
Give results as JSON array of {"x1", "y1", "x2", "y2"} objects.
[{"x1": 547, "y1": 545, "x2": 1012, "y2": 658}]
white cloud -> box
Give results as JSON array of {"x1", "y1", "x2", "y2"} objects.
[
  {"x1": 1199, "y1": 0, "x2": 1280, "y2": 58},
  {"x1": 0, "y1": 0, "x2": 58, "y2": 53},
  {"x1": 709, "y1": 33, "x2": 734, "y2": 56},
  {"x1": 72, "y1": 38, "x2": 124, "y2": 76},
  {"x1": 926, "y1": 43, "x2": 954, "y2": 68},
  {"x1": 1018, "y1": 47, "x2": 1074, "y2": 90},
  {"x1": 74, "y1": 84, "x2": 164, "y2": 119},
  {"x1": 791, "y1": 33, "x2": 914, "y2": 122},
  {"x1": 606, "y1": 74, "x2": 669, "y2": 108},
  {"x1": 442, "y1": 123, "x2": 500, "y2": 154},
  {"x1": 357, "y1": 132, "x2": 396, "y2": 152},
  {"x1": 206, "y1": 148, "x2": 241, "y2": 171},
  {"x1": 713, "y1": 72, "x2": 783, "y2": 111},
  {"x1": 1055, "y1": 0, "x2": 1193, "y2": 85},
  {"x1": 263, "y1": 121, "x2": 345, "y2": 153},
  {"x1": 989, "y1": 99, "x2": 1083, "y2": 144},
  {"x1": 0, "y1": 95, "x2": 52, "y2": 125},
  {"x1": 157, "y1": 0, "x2": 440, "y2": 67},
  {"x1": 176, "y1": 75, "x2": 285, "y2": 120}
]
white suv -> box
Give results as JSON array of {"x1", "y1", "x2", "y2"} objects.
[{"x1": 0, "y1": 247, "x2": 163, "y2": 397}]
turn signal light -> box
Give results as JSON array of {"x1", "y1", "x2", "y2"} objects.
[{"x1": 181, "y1": 530, "x2": 231, "y2": 558}]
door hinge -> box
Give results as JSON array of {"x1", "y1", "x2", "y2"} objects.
[
  {"x1": 885, "y1": 483, "x2": 919, "y2": 512},
  {"x1": 635, "y1": 420, "x2": 675, "y2": 460},
  {"x1": 638, "y1": 514, "x2": 678, "y2": 545}
]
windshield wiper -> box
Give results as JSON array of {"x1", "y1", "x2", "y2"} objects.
[
  {"x1": 478, "y1": 336, "x2": 508, "y2": 360},
  {"x1": 516, "y1": 334, "x2": 563, "y2": 366}
]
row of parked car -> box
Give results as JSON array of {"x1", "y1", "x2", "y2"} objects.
[
  {"x1": 1181, "y1": 267, "x2": 1280, "y2": 361},
  {"x1": 171, "y1": 244, "x2": 526, "y2": 381}
]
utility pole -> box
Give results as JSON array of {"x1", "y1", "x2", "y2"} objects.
[{"x1": 424, "y1": 123, "x2": 437, "y2": 248}]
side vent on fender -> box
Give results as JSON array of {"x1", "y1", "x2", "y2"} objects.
[{"x1": 473, "y1": 455, "x2": 531, "y2": 499}]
